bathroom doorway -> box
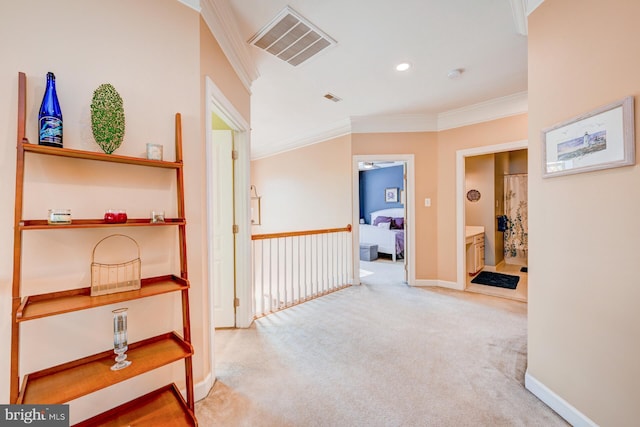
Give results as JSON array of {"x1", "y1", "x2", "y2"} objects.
[{"x1": 456, "y1": 140, "x2": 528, "y2": 302}]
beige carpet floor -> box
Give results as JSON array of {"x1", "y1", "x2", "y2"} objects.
[{"x1": 196, "y1": 267, "x2": 567, "y2": 426}]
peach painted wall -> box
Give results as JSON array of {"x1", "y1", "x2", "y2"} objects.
[
  {"x1": 352, "y1": 132, "x2": 439, "y2": 280},
  {"x1": 437, "y1": 114, "x2": 528, "y2": 283},
  {"x1": 528, "y1": 0, "x2": 640, "y2": 424},
  {"x1": 0, "y1": 0, "x2": 237, "y2": 421},
  {"x1": 200, "y1": 16, "x2": 251, "y2": 123},
  {"x1": 262, "y1": 123, "x2": 525, "y2": 283},
  {"x1": 509, "y1": 149, "x2": 528, "y2": 174},
  {"x1": 251, "y1": 135, "x2": 352, "y2": 234}
]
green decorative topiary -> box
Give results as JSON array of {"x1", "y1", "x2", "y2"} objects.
[{"x1": 90, "y1": 84, "x2": 125, "y2": 154}]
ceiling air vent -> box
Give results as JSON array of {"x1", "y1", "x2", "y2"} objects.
[
  {"x1": 323, "y1": 93, "x2": 342, "y2": 102},
  {"x1": 248, "y1": 6, "x2": 336, "y2": 66}
]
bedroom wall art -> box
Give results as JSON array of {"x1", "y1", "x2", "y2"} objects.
[{"x1": 385, "y1": 187, "x2": 398, "y2": 202}]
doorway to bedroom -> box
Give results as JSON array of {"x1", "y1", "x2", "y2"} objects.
[{"x1": 352, "y1": 155, "x2": 415, "y2": 287}]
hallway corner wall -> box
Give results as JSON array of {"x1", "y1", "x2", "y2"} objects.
[{"x1": 528, "y1": 0, "x2": 640, "y2": 424}]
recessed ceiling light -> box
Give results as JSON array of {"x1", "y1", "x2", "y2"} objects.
[{"x1": 396, "y1": 62, "x2": 411, "y2": 72}]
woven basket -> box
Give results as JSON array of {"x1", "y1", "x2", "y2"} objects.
[{"x1": 91, "y1": 234, "x2": 141, "y2": 296}]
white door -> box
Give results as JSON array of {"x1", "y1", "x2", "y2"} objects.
[{"x1": 210, "y1": 129, "x2": 235, "y2": 328}]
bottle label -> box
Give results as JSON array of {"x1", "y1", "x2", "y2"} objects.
[{"x1": 39, "y1": 116, "x2": 63, "y2": 147}]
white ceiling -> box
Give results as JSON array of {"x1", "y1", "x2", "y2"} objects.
[{"x1": 221, "y1": 0, "x2": 531, "y2": 159}]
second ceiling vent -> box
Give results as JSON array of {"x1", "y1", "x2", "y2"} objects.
[{"x1": 248, "y1": 6, "x2": 336, "y2": 67}]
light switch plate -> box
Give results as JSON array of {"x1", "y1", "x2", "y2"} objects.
[{"x1": 424, "y1": 198, "x2": 431, "y2": 207}]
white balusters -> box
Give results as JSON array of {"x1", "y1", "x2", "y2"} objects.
[{"x1": 252, "y1": 226, "x2": 352, "y2": 318}]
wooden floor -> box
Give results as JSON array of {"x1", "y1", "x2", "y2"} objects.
[{"x1": 466, "y1": 262, "x2": 528, "y2": 302}]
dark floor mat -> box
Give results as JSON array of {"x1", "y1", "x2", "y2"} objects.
[{"x1": 471, "y1": 271, "x2": 519, "y2": 289}]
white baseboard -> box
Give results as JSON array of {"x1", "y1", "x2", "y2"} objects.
[
  {"x1": 525, "y1": 371, "x2": 598, "y2": 427},
  {"x1": 483, "y1": 259, "x2": 506, "y2": 272},
  {"x1": 194, "y1": 372, "x2": 215, "y2": 402},
  {"x1": 413, "y1": 279, "x2": 463, "y2": 290},
  {"x1": 413, "y1": 279, "x2": 438, "y2": 287}
]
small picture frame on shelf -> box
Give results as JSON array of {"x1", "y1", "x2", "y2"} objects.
[{"x1": 146, "y1": 143, "x2": 163, "y2": 160}]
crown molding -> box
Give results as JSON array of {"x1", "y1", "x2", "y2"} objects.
[
  {"x1": 251, "y1": 119, "x2": 352, "y2": 160},
  {"x1": 509, "y1": 0, "x2": 550, "y2": 34},
  {"x1": 200, "y1": 0, "x2": 259, "y2": 93},
  {"x1": 508, "y1": 0, "x2": 528, "y2": 35},
  {"x1": 351, "y1": 114, "x2": 438, "y2": 134},
  {"x1": 177, "y1": 0, "x2": 201, "y2": 12},
  {"x1": 525, "y1": 0, "x2": 545, "y2": 15},
  {"x1": 252, "y1": 92, "x2": 528, "y2": 159},
  {"x1": 437, "y1": 91, "x2": 528, "y2": 131},
  {"x1": 349, "y1": 92, "x2": 528, "y2": 135}
]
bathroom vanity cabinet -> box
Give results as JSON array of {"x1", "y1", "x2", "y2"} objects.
[{"x1": 466, "y1": 226, "x2": 485, "y2": 276}]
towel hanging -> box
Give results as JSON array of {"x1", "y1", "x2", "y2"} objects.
[{"x1": 497, "y1": 215, "x2": 508, "y2": 232}]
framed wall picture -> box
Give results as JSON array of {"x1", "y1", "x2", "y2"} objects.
[
  {"x1": 542, "y1": 96, "x2": 635, "y2": 178},
  {"x1": 250, "y1": 185, "x2": 261, "y2": 225},
  {"x1": 385, "y1": 187, "x2": 398, "y2": 203}
]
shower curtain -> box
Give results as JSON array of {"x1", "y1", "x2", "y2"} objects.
[{"x1": 504, "y1": 174, "x2": 528, "y2": 261}]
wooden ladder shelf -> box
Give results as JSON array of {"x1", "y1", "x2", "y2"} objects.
[{"x1": 10, "y1": 72, "x2": 197, "y2": 425}]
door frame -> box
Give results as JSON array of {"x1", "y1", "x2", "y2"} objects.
[
  {"x1": 352, "y1": 154, "x2": 415, "y2": 286},
  {"x1": 204, "y1": 76, "x2": 252, "y2": 396},
  {"x1": 455, "y1": 140, "x2": 528, "y2": 290}
]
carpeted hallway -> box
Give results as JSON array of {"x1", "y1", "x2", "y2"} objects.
[{"x1": 196, "y1": 267, "x2": 567, "y2": 426}]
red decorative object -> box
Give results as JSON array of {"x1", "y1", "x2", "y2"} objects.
[
  {"x1": 105, "y1": 209, "x2": 127, "y2": 223},
  {"x1": 104, "y1": 210, "x2": 117, "y2": 223},
  {"x1": 116, "y1": 210, "x2": 128, "y2": 223}
]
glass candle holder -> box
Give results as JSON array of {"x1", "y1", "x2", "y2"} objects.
[
  {"x1": 111, "y1": 308, "x2": 132, "y2": 371},
  {"x1": 105, "y1": 209, "x2": 127, "y2": 224},
  {"x1": 151, "y1": 210, "x2": 165, "y2": 223},
  {"x1": 104, "y1": 209, "x2": 117, "y2": 223},
  {"x1": 116, "y1": 210, "x2": 128, "y2": 223}
]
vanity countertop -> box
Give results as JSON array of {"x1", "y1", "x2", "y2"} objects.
[{"x1": 465, "y1": 226, "x2": 485, "y2": 238}]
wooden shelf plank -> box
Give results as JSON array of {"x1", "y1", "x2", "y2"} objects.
[
  {"x1": 22, "y1": 142, "x2": 182, "y2": 169},
  {"x1": 17, "y1": 275, "x2": 189, "y2": 322},
  {"x1": 20, "y1": 218, "x2": 185, "y2": 230},
  {"x1": 73, "y1": 383, "x2": 197, "y2": 426},
  {"x1": 18, "y1": 332, "x2": 193, "y2": 405}
]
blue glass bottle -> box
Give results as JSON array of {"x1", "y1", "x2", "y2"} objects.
[{"x1": 38, "y1": 72, "x2": 63, "y2": 148}]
